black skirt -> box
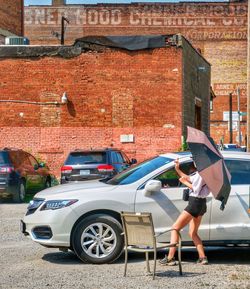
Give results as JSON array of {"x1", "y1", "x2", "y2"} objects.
[{"x1": 184, "y1": 196, "x2": 207, "y2": 218}]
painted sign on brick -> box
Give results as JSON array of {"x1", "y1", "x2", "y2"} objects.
[
  {"x1": 24, "y1": 2, "x2": 247, "y2": 43},
  {"x1": 213, "y1": 83, "x2": 247, "y2": 98}
]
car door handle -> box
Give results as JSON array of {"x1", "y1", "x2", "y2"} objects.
[{"x1": 215, "y1": 225, "x2": 225, "y2": 229}]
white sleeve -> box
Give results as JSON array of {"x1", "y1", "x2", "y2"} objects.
[{"x1": 190, "y1": 173, "x2": 203, "y2": 194}]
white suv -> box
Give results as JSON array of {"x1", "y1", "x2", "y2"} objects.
[{"x1": 21, "y1": 151, "x2": 250, "y2": 264}]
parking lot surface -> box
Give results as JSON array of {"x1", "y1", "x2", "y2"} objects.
[{"x1": 0, "y1": 203, "x2": 249, "y2": 289}]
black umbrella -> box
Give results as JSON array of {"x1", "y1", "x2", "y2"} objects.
[{"x1": 187, "y1": 126, "x2": 231, "y2": 210}]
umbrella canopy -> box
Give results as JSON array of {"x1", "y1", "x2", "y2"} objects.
[{"x1": 187, "y1": 126, "x2": 231, "y2": 210}]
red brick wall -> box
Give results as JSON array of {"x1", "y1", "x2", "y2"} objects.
[
  {"x1": 0, "y1": 0, "x2": 24, "y2": 36},
  {"x1": 207, "y1": 40, "x2": 247, "y2": 144},
  {"x1": 24, "y1": 1, "x2": 248, "y2": 145},
  {"x1": 0, "y1": 47, "x2": 183, "y2": 176}
]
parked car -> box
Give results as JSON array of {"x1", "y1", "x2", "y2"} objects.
[
  {"x1": 0, "y1": 148, "x2": 52, "y2": 202},
  {"x1": 60, "y1": 148, "x2": 137, "y2": 183},
  {"x1": 21, "y1": 151, "x2": 250, "y2": 264},
  {"x1": 220, "y1": 144, "x2": 246, "y2": 152}
]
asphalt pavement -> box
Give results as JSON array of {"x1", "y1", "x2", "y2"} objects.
[{"x1": 0, "y1": 203, "x2": 249, "y2": 289}]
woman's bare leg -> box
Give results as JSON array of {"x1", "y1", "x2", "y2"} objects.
[
  {"x1": 189, "y1": 216, "x2": 206, "y2": 259},
  {"x1": 167, "y1": 210, "x2": 193, "y2": 259}
]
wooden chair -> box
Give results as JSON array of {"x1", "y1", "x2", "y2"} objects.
[{"x1": 120, "y1": 212, "x2": 182, "y2": 280}]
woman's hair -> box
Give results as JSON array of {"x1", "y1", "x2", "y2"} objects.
[{"x1": 189, "y1": 162, "x2": 197, "y2": 174}]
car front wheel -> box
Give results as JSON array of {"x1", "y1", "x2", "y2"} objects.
[
  {"x1": 72, "y1": 214, "x2": 124, "y2": 264},
  {"x1": 44, "y1": 178, "x2": 51, "y2": 189}
]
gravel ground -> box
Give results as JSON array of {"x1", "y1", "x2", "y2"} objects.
[{"x1": 0, "y1": 203, "x2": 249, "y2": 289}]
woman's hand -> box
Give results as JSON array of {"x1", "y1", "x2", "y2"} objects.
[
  {"x1": 174, "y1": 158, "x2": 180, "y2": 170},
  {"x1": 179, "y1": 176, "x2": 187, "y2": 184}
]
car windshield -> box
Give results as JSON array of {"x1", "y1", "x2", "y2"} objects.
[
  {"x1": 66, "y1": 152, "x2": 107, "y2": 165},
  {"x1": 107, "y1": 156, "x2": 173, "y2": 185}
]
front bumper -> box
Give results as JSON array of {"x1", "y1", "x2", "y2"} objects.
[
  {"x1": 0, "y1": 180, "x2": 15, "y2": 198},
  {"x1": 22, "y1": 204, "x2": 79, "y2": 247}
]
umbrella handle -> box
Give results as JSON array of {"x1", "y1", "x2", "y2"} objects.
[{"x1": 220, "y1": 199, "x2": 225, "y2": 211}]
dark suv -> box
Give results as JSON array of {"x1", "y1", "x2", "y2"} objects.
[
  {"x1": 61, "y1": 148, "x2": 137, "y2": 183},
  {"x1": 0, "y1": 148, "x2": 52, "y2": 202}
]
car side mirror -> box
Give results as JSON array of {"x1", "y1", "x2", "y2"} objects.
[
  {"x1": 130, "y1": 158, "x2": 137, "y2": 165},
  {"x1": 34, "y1": 164, "x2": 39, "y2": 170},
  {"x1": 144, "y1": 180, "x2": 162, "y2": 197}
]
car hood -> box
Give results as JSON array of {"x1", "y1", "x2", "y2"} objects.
[{"x1": 35, "y1": 180, "x2": 114, "y2": 198}]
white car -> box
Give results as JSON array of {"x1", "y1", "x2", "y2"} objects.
[{"x1": 21, "y1": 152, "x2": 250, "y2": 264}]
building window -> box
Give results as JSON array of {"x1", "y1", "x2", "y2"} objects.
[
  {"x1": 210, "y1": 99, "x2": 213, "y2": 112},
  {"x1": 195, "y1": 105, "x2": 202, "y2": 130},
  {"x1": 195, "y1": 97, "x2": 202, "y2": 130}
]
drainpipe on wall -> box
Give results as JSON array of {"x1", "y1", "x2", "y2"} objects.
[
  {"x1": 21, "y1": 0, "x2": 24, "y2": 36},
  {"x1": 247, "y1": 0, "x2": 250, "y2": 152}
]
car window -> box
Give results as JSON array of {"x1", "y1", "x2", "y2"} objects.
[
  {"x1": 65, "y1": 152, "x2": 107, "y2": 165},
  {"x1": 28, "y1": 154, "x2": 38, "y2": 167},
  {"x1": 225, "y1": 159, "x2": 250, "y2": 185},
  {"x1": 111, "y1": 152, "x2": 118, "y2": 163},
  {"x1": 116, "y1": 152, "x2": 124, "y2": 164},
  {"x1": 0, "y1": 152, "x2": 10, "y2": 165},
  {"x1": 155, "y1": 167, "x2": 180, "y2": 187},
  {"x1": 22, "y1": 153, "x2": 32, "y2": 166},
  {"x1": 9, "y1": 151, "x2": 22, "y2": 167},
  {"x1": 107, "y1": 156, "x2": 173, "y2": 185},
  {"x1": 154, "y1": 161, "x2": 196, "y2": 188}
]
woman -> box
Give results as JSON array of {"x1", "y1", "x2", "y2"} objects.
[{"x1": 159, "y1": 158, "x2": 209, "y2": 266}]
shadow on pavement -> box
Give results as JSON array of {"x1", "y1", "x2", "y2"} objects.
[
  {"x1": 156, "y1": 271, "x2": 205, "y2": 278},
  {"x1": 42, "y1": 247, "x2": 250, "y2": 265},
  {"x1": 42, "y1": 251, "x2": 82, "y2": 265},
  {"x1": 0, "y1": 195, "x2": 32, "y2": 204}
]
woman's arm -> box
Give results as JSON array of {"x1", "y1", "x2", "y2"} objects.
[
  {"x1": 175, "y1": 159, "x2": 189, "y2": 179},
  {"x1": 179, "y1": 176, "x2": 193, "y2": 190}
]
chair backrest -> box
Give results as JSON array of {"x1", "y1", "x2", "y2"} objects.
[{"x1": 121, "y1": 212, "x2": 155, "y2": 248}]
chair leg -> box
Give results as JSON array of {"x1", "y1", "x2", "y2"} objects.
[
  {"x1": 177, "y1": 245, "x2": 182, "y2": 276},
  {"x1": 124, "y1": 248, "x2": 128, "y2": 277},
  {"x1": 153, "y1": 250, "x2": 157, "y2": 280},
  {"x1": 145, "y1": 251, "x2": 150, "y2": 273}
]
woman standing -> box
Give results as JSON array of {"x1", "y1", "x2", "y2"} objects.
[{"x1": 159, "y1": 158, "x2": 209, "y2": 266}]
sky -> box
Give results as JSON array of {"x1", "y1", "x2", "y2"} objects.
[{"x1": 25, "y1": 0, "x2": 228, "y2": 6}]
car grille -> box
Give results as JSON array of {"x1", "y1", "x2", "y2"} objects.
[
  {"x1": 26, "y1": 198, "x2": 45, "y2": 216},
  {"x1": 32, "y1": 226, "x2": 53, "y2": 240}
]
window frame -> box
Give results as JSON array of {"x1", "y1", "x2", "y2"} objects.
[
  {"x1": 27, "y1": 153, "x2": 39, "y2": 167},
  {"x1": 138, "y1": 160, "x2": 194, "y2": 190},
  {"x1": 116, "y1": 152, "x2": 125, "y2": 164}
]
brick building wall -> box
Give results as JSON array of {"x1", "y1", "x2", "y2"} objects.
[
  {"x1": 182, "y1": 39, "x2": 211, "y2": 136},
  {"x1": 24, "y1": 2, "x2": 247, "y2": 45},
  {"x1": 24, "y1": 1, "x2": 248, "y2": 144},
  {"x1": 0, "y1": 0, "x2": 24, "y2": 38},
  {"x1": 0, "y1": 46, "x2": 184, "y2": 176},
  {"x1": 208, "y1": 41, "x2": 247, "y2": 144}
]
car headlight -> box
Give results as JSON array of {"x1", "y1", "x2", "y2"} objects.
[
  {"x1": 27, "y1": 198, "x2": 45, "y2": 210},
  {"x1": 40, "y1": 199, "x2": 78, "y2": 211}
]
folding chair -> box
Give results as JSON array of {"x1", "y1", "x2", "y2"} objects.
[{"x1": 120, "y1": 212, "x2": 182, "y2": 280}]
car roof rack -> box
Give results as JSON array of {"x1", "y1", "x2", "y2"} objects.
[
  {"x1": 72, "y1": 147, "x2": 116, "y2": 152},
  {"x1": 2, "y1": 147, "x2": 21, "y2": 151}
]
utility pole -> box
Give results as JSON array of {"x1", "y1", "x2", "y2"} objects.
[
  {"x1": 237, "y1": 87, "x2": 241, "y2": 146},
  {"x1": 229, "y1": 92, "x2": 233, "y2": 144},
  {"x1": 247, "y1": 0, "x2": 250, "y2": 151},
  {"x1": 61, "y1": 16, "x2": 69, "y2": 45}
]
